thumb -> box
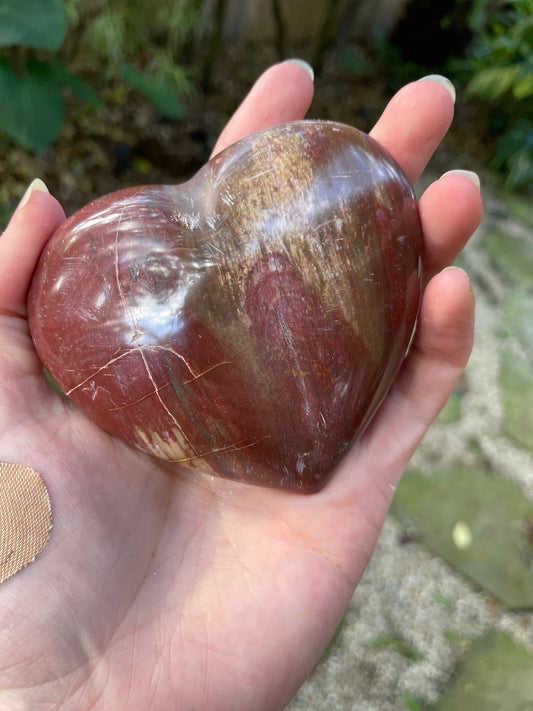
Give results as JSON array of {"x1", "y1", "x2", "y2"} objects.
[{"x1": 0, "y1": 180, "x2": 65, "y2": 319}]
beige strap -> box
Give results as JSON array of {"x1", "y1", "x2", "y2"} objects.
[{"x1": 0, "y1": 462, "x2": 52, "y2": 583}]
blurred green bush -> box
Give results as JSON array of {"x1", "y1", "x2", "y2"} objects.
[
  {"x1": 0, "y1": 0, "x2": 98, "y2": 152},
  {"x1": 373, "y1": 0, "x2": 533, "y2": 193},
  {"x1": 460, "y1": 0, "x2": 533, "y2": 192},
  {"x1": 1, "y1": 0, "x2": 532, "y2": 194},
  {"x1": 0, "y1": 0, "x2": 204, "y2": 153}
]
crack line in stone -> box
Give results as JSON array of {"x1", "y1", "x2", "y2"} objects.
[
  {"x1": 278, "y1": 309, "x2": 312, "y2": 418},
  {"x1": 107, "y1": 381, "x2": 172, "y2": 412},
  {"x1": 138, "y1": 346, "x2": 200, "y2": 456},
  {"x1": 106, "y1": 358, "x2": 232, "y2": 413},
  {"x1": 182, "y1": 360, "x2": 233, "y2": 384},
  {"x1": 65, "y1": 349, "x2": 135, "y2": 395},
  {"x1": 142, "y1": 344, "x2": 216, "y2": 381},
  {"x1": 171, "y1": 435, "x2": 271, "y2": 463}
]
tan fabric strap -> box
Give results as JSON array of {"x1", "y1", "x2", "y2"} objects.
[{"x1": 0, "y1": 462, "x2": 52, "y2": 583}]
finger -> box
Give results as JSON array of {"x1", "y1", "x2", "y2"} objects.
[
  {"x1": 329, "y1": 266, "x2": 474, "y2": 515},
  {"x1": 0, "y1": 180, "x2": 65, "y2": 319},
  {"x1": 360, "y1": 266, "x2": 474, "y2": 482},
  {"x1": 211, "y1": 60, "x2": 314, "y2": 157},
  {"x1": 419, "y1": 170, "x2": 483, "y2": 283},
  {"x1": 370, "y1": 76, "x2": 455, "y2": 184}
]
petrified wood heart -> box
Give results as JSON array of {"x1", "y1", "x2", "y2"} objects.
[{"x1": 28, "y1": 121, "x2": 422, "y2": 492}]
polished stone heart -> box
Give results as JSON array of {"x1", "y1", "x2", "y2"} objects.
[{"x1": 28, "y1": 121, "x2": 422, "y2": 492}]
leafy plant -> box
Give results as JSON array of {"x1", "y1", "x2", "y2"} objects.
[
  {"x1": 363, "y1": 635, "x2": 423, "y2": 661},
  {"x1": 0, "y1": 0, "x2": 206, "y2": 153},
  {"x1": 0, "y1": 0, "x2": 67, "y2": 51},
  {"x1": 121, "y1": 62, "x2": 188, "y2": 121},
  {"x1": 0, "y1": 0, "x2": 97, "y2": 152},
  {"x1": 459, "y1": 0, "x2": 533, "y2": 191},
  {"x1": 0, "y1": 58, "x2": 64, "y2": 153},
  {"x1": 402, "y1": 695, "x2": 429, "y2": 711},
  {"x1": 77, "y1": 0, "x2": 200, "y2": 117},
  {"x1": 491, "y1": 118, "x2": 533, "y2": 189},
  {"x1": 464, "y1": 0, "x2": 533, "y2": 100},
  {"x1": 434, "y1": 590, "x2": 456, "y2": 613}
]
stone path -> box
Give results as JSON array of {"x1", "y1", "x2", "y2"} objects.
[{"x1": 287, "y1": 180, "x2": 533, "y2": 710}]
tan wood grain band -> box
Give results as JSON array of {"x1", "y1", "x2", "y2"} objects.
[{"x1": 0, "y1": 462, "x2": 52, "y2": 583}]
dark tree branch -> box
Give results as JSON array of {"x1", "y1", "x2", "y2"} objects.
[
  {"x1": 271, "y1": 0, "x2": 287, "y2": 60},
  {"x1": 311, "y1": 0, "x2": 345, "y2": 77},
  {"x1": 200, "y1": 0, "x2": 228, "y2": 94}
]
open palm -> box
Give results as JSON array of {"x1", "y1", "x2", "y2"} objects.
[{"x1": 0, "y1": 63, "x2": 482, "y2": 711}]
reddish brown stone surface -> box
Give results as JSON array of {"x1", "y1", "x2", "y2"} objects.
[{"x1": 29, "y1": 121, "x2": 422, "y2": 491}]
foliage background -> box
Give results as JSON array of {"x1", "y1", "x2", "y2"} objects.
[
  {"x1": 1, "y1": 4, "x2": 533, "y2": 709},
  {"x1": 1, "y1": 0, "x2": 532, "y2": 223}
]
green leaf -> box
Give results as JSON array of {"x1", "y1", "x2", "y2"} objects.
[
  {"x1": 61, "y1": 71, "x2": 100, "y2": 107},
  {"x1": 435, "y1": 590, "x2": 455, "y2": 613},
  {"x1": 0, "y1": 0, "x2": 67, "y2": 50},
  {"x1": 121, "y1": 64, "x2": 186, "y2": 121},
  {"x1": 402, "y1": 695, "x2": 428, "y2": 711},
  {"x1": 363, "y1": 635, "x2": 422, "y2": 660},
  {"x1": 506, "y1": 148, "x2": 533, "y2": 190},
  {"x1": 338, "y1": 48, "x2": 370, "y2": 76},
  {"x1": 513, "y1": 62, "x2": 533, "y2": 99},
  {"x1": 0, "y1": 59, "x2": 63, "y2": 152},
  {"x1": 491, "y1": 118, "x2": 533, "y2": 191},
  {"x1": 26, "y1": 58, "x2": 100, "y2": 108},
  {"x1": 466, "y1": 64, "x2": 521, "y2": 100}
]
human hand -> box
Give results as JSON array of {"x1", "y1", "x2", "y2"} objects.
[{"x1": 0, "y1": 61, "x2": 482, "y2": 711}]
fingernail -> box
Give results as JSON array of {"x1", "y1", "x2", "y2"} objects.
[
  {"x1": 284, "y1": 58, "x2": 314, "y2": 83},
  {"x1": 18, "y1": 178, "x2": 49, "y2": 211},
  {"x1": 419, "y1": 74, "x2": 456, "y2": 104},
  {"x1": 442, "y1": 169, "x2": 481, "y2": 191},
  {"x1": 442, "y1": 265, "x2": 469, "y2": 276}
]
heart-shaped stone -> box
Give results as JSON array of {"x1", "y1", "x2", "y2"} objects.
[{"x1": 29, "y1": 121, "x2": 422, "y2": 492}]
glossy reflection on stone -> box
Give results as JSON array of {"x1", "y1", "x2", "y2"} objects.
[{"x1": 28, "y1": 121, "x2": 422, "y2": 492}]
